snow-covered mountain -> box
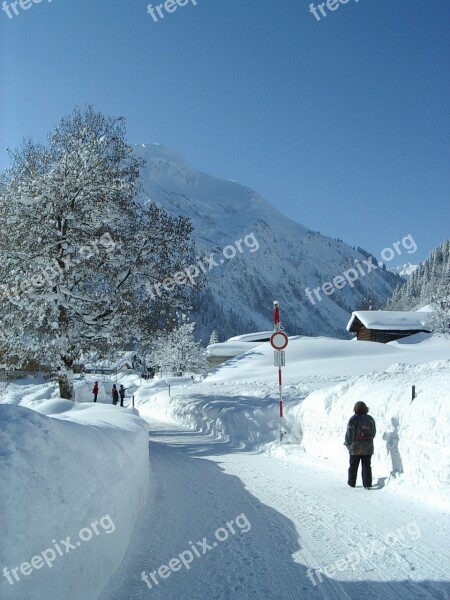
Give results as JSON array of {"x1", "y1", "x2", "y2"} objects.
[
  {"x1": 389, "y1": 263, "x2": 418, "y2": 279},
  {"x1": 135, "y1": 144, "x2": 402, "y2": 341}
]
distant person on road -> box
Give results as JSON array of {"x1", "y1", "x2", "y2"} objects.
[
  {"x1": 119, "y1": 384, "x2": 127, "y2": 407},
  {"x1": 112, "y1": 384, "x2": 119, "y2": 406},
  {"x1": 344, "y1": 401, "x2": 376, "y2": 489},
  {"x1": 92, "y1": 381, "x2": 99, "y2": 402}
]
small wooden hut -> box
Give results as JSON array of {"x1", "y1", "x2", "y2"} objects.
[{"x1": 346, "y1": 310, "x2": 431, "y2": 343}]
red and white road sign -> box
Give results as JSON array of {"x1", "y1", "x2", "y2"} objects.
[{"x1": 270, "y1": 331, "x2": 288, "y2": 351}]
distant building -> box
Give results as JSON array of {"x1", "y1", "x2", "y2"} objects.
[
  {"x1": 346, "y1": 310, "x2": 431, "y2": 343},
  {"x1": 206, "y1": 331, "x2": 273, "y2": 369},
  {"x1": 84, "y1": 351, "x2": 143, "y2": 375}
]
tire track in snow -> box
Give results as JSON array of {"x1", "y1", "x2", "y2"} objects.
[
  {"x1": 99, "y1": 424, "x2": 450, "y2": 600},
  {"x1": 212, "y1": 452, "x2": 450, "y2": 600},
  {"x1": 99, "y1": 426, "x2": 322, "y2": 600}
]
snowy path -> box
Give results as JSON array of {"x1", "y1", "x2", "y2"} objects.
[{"x1": 99, "y1": 422, "x2": 450, "y2": 600}]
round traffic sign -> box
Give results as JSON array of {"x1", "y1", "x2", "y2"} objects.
[{"x1": 270, "y1": 331, "x2": 288, "y2": 350}]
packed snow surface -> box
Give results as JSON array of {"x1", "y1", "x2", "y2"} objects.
[{"x1": 1, "y1": 332, "x2": 449, "y2": 599}]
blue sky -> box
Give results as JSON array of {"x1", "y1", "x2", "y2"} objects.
[{"x1": 1, "y1": 0, "x2": 449, "y2": 265}]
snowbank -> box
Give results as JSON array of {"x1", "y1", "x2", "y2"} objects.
[
  {"x1": 135, "y1": 335, "x2": 450, "y2": 507},
  {"x1": 204, "y1": 333, "x2": 449, "y2": 383},
  {"x1": 287, "y1": 360, "x2": 450, "y2": 507},
  {"x1": 0, "y1": 402, "x2": 149, "y2": 600},
  {"x1": 1, "y1": 332, "x2": 448, "y2": 600},
  {"x1": 135, "y1": 379, "x2": 282, "y2": 448}
]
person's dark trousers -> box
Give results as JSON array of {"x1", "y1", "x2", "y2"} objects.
[
  {"x1": 93, "y1": 394, "x2": 97, "y2": 402},
  {"x1": 348, "y1": 455, "x2": 372, "y2": 487}
]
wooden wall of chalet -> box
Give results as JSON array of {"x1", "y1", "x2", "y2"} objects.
[{"x1": 356, "y1": 328, "x2": 427, "y2": 343}]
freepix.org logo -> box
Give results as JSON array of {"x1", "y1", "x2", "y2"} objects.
[
  {"x1": 0, "y1": 233, "x2": 116, "y2": 305},
  {"x1": 306, "y1": 520, "x2": 421, "y2": 586},
  {"x1": 2, "y1": 515, "x2": 115, "y2": 586},
  {"x1": 144, "y1": 232, "x2": 259, "y2": 300},
  {"x1": 309, "y1": 0, "x2": 362, "y2": 22},
  {"x1": 304, "y1": 233, "x2": 417, "y2": 306},
  {"x1": 147, "y1": 0, "x2": 198, "y2": 23},
  {"x1": 141, "y1": 513, "x2": 251, "y2": 590},
  {"x1": 2, "y1": 0, "x2": 53, "y2": 20}
]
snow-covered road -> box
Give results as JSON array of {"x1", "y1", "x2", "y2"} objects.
[{"x1": 99, "y1": 421, "x2": 450, "y2": 600}]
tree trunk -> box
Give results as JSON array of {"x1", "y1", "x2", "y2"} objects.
[{"x1": 58, "y1": 365, "x2": 75, "y2": 400}]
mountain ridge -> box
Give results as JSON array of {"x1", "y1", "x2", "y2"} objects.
[{"x1": 135, "y1": 144, "x2": 403, "y2": 342}]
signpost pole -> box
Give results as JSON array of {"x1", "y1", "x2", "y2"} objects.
[
  {"x1": 272, "y1": 301, "x2": 287, "y2": 443},
  {"x1": 278, "y1": 363, "x2": 283, "y2": 442},
  {"x1": 273, "y1": 300, "x2": 280, "y2": 332}
]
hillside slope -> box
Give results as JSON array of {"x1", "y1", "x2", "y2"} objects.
[{"x1": 136, "y1": 144, "x2": 402, "y2": 340}]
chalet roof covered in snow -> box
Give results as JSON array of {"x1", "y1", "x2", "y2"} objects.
[
  {"x1": 226, "y1": 331, "x2": 273, "y2": 343},
  {"x1": 346, "y1": 310, "x2": 432, "y2": 332},
  {"x1": 206, "y1": 331, "x2": 272, "y2": 359}
]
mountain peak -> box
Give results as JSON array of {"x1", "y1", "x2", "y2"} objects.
[
  {"x1": 134, "y1": 144, "x2": 402, "y2": 341},
  {"x1": 137, "y1": 143, "x2": 188, "y2": 165}
]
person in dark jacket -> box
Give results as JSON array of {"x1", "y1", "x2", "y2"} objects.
[
  {"x1": 112, "y1": 384, "x2": 119, "y2": 406},
  {"x1": 344, "y1": 401, "x2": 376, "y2": 489},
  {"x1": 92, "y1": 381, "x2": 99, "y2": 402},
  {"x1": 119, "y1": 384, "x2": 127, "y2": 407}
]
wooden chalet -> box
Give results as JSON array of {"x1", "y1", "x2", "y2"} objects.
[{"x1": 346, "y1": 310, "x2": 431, "y2": 343}]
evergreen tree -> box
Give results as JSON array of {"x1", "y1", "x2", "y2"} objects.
[
  {"x1": 385, "y1": 239, "x2": 449, "y2": 312},
  {"x1": 429, "y1": 296, "x2": 450, "y2": 335},
  {"x1": 209, "y1": 329, "x2": 219, "y2": 345},
  {"x1": 429, "y1": 252, "x2": 450, "y2": 334}
]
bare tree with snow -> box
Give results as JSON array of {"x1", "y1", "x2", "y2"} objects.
[
  {"x1": 0, "y1": 106, "x2": 197, "y2": 398},
  {"x1": 150, "y1": 321, "x2": 207, "y2": 377}
]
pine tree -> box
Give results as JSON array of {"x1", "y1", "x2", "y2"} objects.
[
  {"x1": 209, "y1": 329, "x2": 219, "y2": 345},
  {"x1": 429, "y1": 248, "x2": 450, "y2": 334},
  {"x1": 385, "y1": 239, "x2": 449, "y2": 312},
  {"x1": 0, "y1": 106, "x2": 196, "y2": 399},
  {"x1": 429, "y1": 296, "x2": 450, "y2": 334}
]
